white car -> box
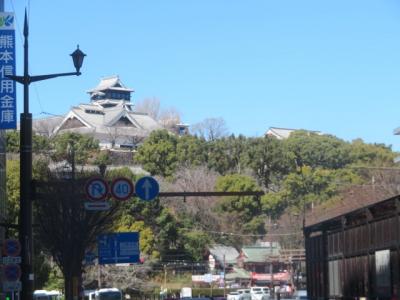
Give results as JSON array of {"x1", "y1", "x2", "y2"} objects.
[
  {"x1": 261, "y1": 288, "x2": 270, "y2": 296},
  {"x1": 237, "y1": 289, "x2": 252, "y2": 300},
  {"x1": 227, "y1": 292, "x2": 241, "y2": 300},
  {"x1": 251, "y1": 291, "x2": 268, "y2": 300}
]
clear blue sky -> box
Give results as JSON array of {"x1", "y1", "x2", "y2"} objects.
[{"x1": 8, "y1": 0, "x2": 400, "y2": 150}]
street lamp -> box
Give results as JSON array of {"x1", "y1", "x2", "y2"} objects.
[{"x1": 7, "y1": 11, "x2": 85, "y2": 300}]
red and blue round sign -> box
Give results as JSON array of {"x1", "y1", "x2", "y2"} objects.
[
  {"x1": 3, "y1": 239, "x2": 21, "y2": 257},
  {"x1": 85, "y1": 177, "x2": 109, "y2": 201},
  {"x1": 3, "y1": 264, "x2": 21, "y2": 281},
  {"x1": 110, "y1": 177, "x2": 134, "y2": 201}
]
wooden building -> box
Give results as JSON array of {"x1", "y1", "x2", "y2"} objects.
[{"x1": 305, "y1": 193, "x2": 400, "y2": 299}]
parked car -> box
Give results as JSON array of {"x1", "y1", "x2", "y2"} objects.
[
  {"x1": 261, "y1": 288, "x2": 270, "y2": 296},
  {"x1": 293, "y1": 290, "x2": 308, "y2": 300},
  {"x1": 237, "y1": 289, "x2": 252, "y2": 300},
  {"x1": 227, "y1": 292, "x2": 241, "y2": 300},
  {"x1": 250, "y1": 287, "x2": 263, "y2": 295},
  {"x1": 251, "y1": 291, "x2": 268, "y2": 300}
]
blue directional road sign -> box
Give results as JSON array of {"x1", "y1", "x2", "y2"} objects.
[
  {"x1": 97, "y1": 232, "x2": 140, "y2": 265},
  {"x1": 135, "y1": 176, "x2": 159, "y2": 201}
]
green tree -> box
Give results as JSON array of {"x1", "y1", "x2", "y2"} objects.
[
  {"x1": 51, "y1": 132, "x2": 99, "y2": 165},
  {"x1": 215, "y1": 174, "x2": 265, "y2": 241},
  {"x1": 207, "y1": 136, "x2": 248, "y2": 175},
  {"x1": 245, "y1": 136, "x2": 292, "y2": 190},
  {"x1": 181, "y1": 230, "x2": 210, "y2": 261},
  {"x1": 5, "y1": 159, "x2": 19, "y2": 233},
  {"x1": 135, "y1": 130, "x2": 178, "y2": 177},
  {"x1": 6, "y1": 130, "x2": 19, "y2": 153},
  {"x1": 349, "y1": 139, "x2": 396, "y2": 167},
  {"x1": 262, "y1": 166, "x2": 363, "y2": 217},
  {"x1": 285, "y1": 131, "x2": 352, "y2": 169},
  {"x1": 6, "y1": 130, "x2": 51, "y2": 154},
  {"x1": 176, "y1": 135, "x2": 207, "y2": 167}
]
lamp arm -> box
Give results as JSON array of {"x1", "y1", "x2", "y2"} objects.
[{"x1": 7, "y1": 71, "x2": 81, "y2": 85}]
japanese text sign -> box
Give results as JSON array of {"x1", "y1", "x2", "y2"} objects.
[{"x1": 0, "y1": 13, "x2": 16, "y2": 129}]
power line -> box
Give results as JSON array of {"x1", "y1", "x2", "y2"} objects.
[{"x1": 180, "y1": 228, "x2": 301, "y2": 237}]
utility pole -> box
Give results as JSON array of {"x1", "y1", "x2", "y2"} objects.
[
  {"x1": 223, "y1": 254, "x2": 226, "y2": 297},
  {"x1": 6, "y1": 11, "x2": 85, "y2": 300}
]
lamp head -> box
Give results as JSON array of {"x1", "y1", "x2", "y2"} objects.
[{"x1": 70, "y1": 45, "x2": 86, "y2": 74}]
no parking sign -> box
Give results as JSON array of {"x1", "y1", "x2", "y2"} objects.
[
  {"x1": 85, "y1": 177, "x2": 109, "y2": 201},
  {"x1": 3, "y1": 239, "x2": 21, "y2": 257}
]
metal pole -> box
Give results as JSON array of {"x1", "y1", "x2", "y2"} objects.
[
  {"x1": 4, "y1": 10, "x2": 84, "y2": 300},
  {"x1": 19, "y1": 11, "x2": 34, "y2": 300},
  {"x1": 223, "y1": 254, "x2": 226, "y2": 297}
]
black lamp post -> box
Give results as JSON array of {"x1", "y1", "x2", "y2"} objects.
[{"x1": 7, "y1": 11, "x2": 85, "y2": 300}]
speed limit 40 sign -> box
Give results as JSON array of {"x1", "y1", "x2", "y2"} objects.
[{"x1": 110, "y1": 177, "x2": 134, "y2": 201}]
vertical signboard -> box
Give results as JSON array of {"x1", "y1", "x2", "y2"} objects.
[{"x1": 0, "y1": 12, "x2": 15, "y2": 129}]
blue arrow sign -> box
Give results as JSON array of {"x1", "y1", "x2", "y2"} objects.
[
  {"x1": 98, "y1": 232, "x2": 140, "y2": 265},
  {"x1": 135, "y1": 176, "x2": 159, "y2": 201}
]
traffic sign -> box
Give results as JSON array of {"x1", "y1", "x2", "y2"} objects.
[
  {"x1": 3, "y1": 264, "x2": 21, "y2": 281},
  {"x1": 3, "y1": 281, "x2": 21, "y2": 292},
  {"x1": 110, "y1": 177, "x2": 134, "y2": 201},
  {"x1": 84, "y1": 202, "x2": 111, "y2": 211},
  {"x1": 98, "y1": 232, "x2": 140, "y2": 265},
  {"x1": 2, "y1": 257, "x2": 21, "y2": 264},
  {"x1": 85, "y1": 177, "x2": 109, "y2": 201},
  {"x1": 135, "y1": 176, "x2": 159, "y2": 201},
  {"x1": 3, "y1": 239, "x2": 21, "y2": 257}
]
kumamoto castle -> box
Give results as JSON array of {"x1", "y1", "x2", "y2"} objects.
[{"x1": 32, "y1": 75, "x2": 188, "y2": 149}]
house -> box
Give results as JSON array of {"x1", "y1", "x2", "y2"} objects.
[
  {"x1": 208, "y1": 244, "x2": 239, "y2": 270},
  {"x1": 305, "y1": 191, "x2": 400, "y2": 299},
  {"x1": 237, "y1": 243, "x2": 290, "y2": 286},
  {"x1": 266, "y1": 127, "x2": 321, "y2": 140},
  {"x1": 33, "y1": 76, "x2": 164, "y2": 149}
]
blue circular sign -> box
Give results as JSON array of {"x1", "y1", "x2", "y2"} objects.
[
  {"x1": 135, "y1": 176, "x2": 159, "y2": 201},
  {"x1": 4, "y1": 264, "x2": 21, "y2": 281},
  {"x1": 85, "y1": 177, "x2": 109, "y2": 201},
  {"x1": 3, "y1": 239, "x2": 21, "y2": 257}
]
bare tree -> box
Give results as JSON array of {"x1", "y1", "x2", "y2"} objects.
[
  {"x1": 83, "y1": 263, "x2": 154, "y2": 292},
  {"x1": 105, "y1": 127, "x2": 122, "y2": 148},
  {"x1": 158, "y1": 107, "x2": 181, "y2": 130},
  {"x1": 34, "y1": 174, "x2": 121, "y2": 300},
  {"x1": 33, "y1": 116, "x2": 64, "y2": 138},
  {"x1": 134, "y1": 98, "x2": 161, "y2": 120},
  {"x1": 161, "y1": 166, "x2": 220, "y2": 231},
  {"x1": 191, "y1": 117, "x2": 228, "y2": 141}
]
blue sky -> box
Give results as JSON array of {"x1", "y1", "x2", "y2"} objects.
[{"x1": 8, "y1": 0, "x2": 400, "y2": 150}]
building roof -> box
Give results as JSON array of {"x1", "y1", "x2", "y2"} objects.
[
  {"x1": 266, "y1": 127, "x2": 321, "y2": 140},
  {"x1": 53, "y1": 102, "x2": 161, "y2": 143},
  {"x1": 225, "y1": 267, "x2": 251, "y2": 280},
  {"x1": 87, "y1": 75, "x2": 133, "y2": 93},
  {"x1": 209, "y1": 245, "x2": 239, "y2": 265},
  {"x1": 240, "y1": 245, "x2": 281, "y2": 263},
  {"x1": 32, "y1": 76, "x2": 163, "y2": 148}
]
